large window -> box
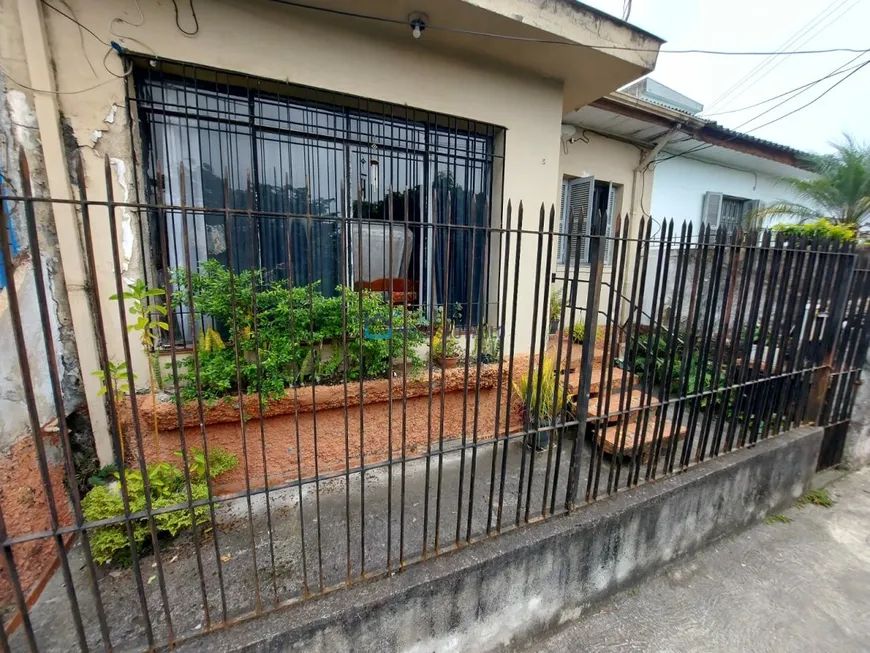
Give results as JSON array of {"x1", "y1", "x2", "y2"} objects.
[{"x1": 131, "y1": 59, "x2": 503, "y2": 346}]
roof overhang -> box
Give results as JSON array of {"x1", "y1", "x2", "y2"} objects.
[
  {"x1": 267, "y1": 0, "x2": 664, "y2": 113},
  {"x1": 563, "y1": 92, "x2": 814, "y2": 176}
]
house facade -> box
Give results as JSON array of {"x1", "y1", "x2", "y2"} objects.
[
  {"x1": 0, "y1": 3, "x2": 663, "y2": 607},
  {"x1": 555, "y1": 82, "x2": 813, "y2": 322}
]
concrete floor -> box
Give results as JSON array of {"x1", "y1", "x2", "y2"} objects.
[
  {"x1": 519, "y1": 466, "x2": 870, "y2": 653},
  {"x1": 13, "y1": 405, "x2": 728, "y2": 652}
]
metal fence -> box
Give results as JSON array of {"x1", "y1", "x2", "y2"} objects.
[{"x1": 1, "y1": 150, "x2": 868, "y2": 652}]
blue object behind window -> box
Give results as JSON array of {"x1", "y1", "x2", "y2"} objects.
[{"x1": 0, "y1": 169, "x2": 20, "y2": 291}]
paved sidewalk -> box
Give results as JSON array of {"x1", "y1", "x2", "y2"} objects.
[{"x1": 520, "y1": 466, "x2": 870, "y2": 653}]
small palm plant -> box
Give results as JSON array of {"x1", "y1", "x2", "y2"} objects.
[
  {"x1": 111, "y1": 279, "x2": 169, "y2": 452},
  {"x1": 513, "y1": 357, "x2": 565, "y2": 451},
  {"x1": 92, "y1": 361, "x2": 137, "y2": 461}
]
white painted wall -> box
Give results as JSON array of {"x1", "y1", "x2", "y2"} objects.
[{"x1": 649, "y1": 154, "x2": 808, "y2": 233}]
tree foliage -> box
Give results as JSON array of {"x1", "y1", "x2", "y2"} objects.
[{"x1": 764, "y1": 135, "x2": 870, "y2": 235}]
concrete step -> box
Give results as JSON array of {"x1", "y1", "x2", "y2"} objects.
[
  {"x1": 564, "y1": 366, "x2": 626, "y2": 398},
  {"x1": 590, "y1": 412, "x2": 688, "y2": 463},
  {"x1": 587, "y1": 389, "x2": 656, "y2": 423}
]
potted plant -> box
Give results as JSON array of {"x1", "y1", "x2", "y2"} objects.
[
  {"x1": 433, "y1": 329, "x2": 462, "y2": 369},
  {"x1": 549, "y1": 289, "x2": 562, "y2": 335},
  {"x1": 513, "y1": 356, "x2": 565, "y2": 451}
]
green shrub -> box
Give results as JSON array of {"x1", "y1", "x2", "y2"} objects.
[
  {"x1": 82, "y1": 447, "x2": 237, "y2": 565},
  {"x1": 474, "y1": 326, "x2": 501, "y2": 364},
  {"x1": 549, "y1": 289, "x2": 562, "y2": 325},
  {"x1": 772, "y1": 219, "x2": 857, "y2": 243},
  {"x1": 171, "y1": 261, "x2": 427, "y2": 401},
  {"x1": 571, "y1": 322, "x2": 586, "y2": 344}
]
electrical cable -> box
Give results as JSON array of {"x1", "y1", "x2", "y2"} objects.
[
  {"x1": 0, "y1": 62, "x2": 132, "y2": 95},
  {"x1": 40, "y1": 0, "x2": 110, "y2": 45},
  {"x1": 266, "y1": 0, "x2": 869, "y2": 55},
  {"x1": 704, "y1": 0, "x2": 850, "y2": 113},
  {"x1": 733, "y1": 50, "x2": 869, "y2": 131},
  {"x1": 707, "y1": 0, "x2": 862, "y2": 114},
  {"x1": 656, "y1": 58, "x2": 870, "y2": 165},
  {"x1": 172, "y1": 0, "x2": 200, "y2": 37},
  {"x1": 700, "y1": 60, "x2": 868, "y2": 116}
]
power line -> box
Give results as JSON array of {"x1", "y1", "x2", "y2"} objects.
[
  {"x1": 704, "y1": 0, "x2": 849, "y2": 113},
  {"x1": 707, "y1": 0, "x2": 862, "y2": 113},
  {"x1": 656, "y1": 58, "x2": 870, "y2": 165},
  {"x1": 267, "y1": 0, "x2": 869, "y2": 55},
  {"x1": 700, "y1": 60, "x2": 868, "y2": 117},
  {"x1": 734, "y1": 50, "x2": 869, "y2": 131}
]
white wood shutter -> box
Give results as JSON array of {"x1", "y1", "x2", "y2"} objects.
[
  {"x1": 702, "y1": 191, "x2": 723, "y2": 229},
  {"x1": 559, "y1": 176, "x2": 594, "y2": 265}
]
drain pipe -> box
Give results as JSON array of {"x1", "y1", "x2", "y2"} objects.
[{"x1": 624, "y1": 125, "x2": 681, "y2": 318}]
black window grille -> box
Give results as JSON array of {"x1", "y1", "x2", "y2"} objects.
[{"x1": 128, "y1": 57, "x2": 505, "y2": 347}]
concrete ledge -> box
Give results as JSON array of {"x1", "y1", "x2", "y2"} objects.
[{"x1": 176, "y1": 426, "x2": 824, "y2": 653}]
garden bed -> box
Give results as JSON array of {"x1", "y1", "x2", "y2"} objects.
[{"x1": 120, "y1": 357, "x2": 533, "y2": 493}]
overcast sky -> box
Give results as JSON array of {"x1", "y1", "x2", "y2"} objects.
[{"x1": 582, "y1": 0, "x2": 870, "y2": 155}]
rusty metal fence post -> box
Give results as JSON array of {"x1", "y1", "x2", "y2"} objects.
[
  {"x1": 805, "y1": 243, "x2": 857, "y2": 424},
  {"x1": 565, "y1": 209, "x2": 605, "y2": 509}
]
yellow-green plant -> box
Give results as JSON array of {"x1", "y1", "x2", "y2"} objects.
[
  {"x1": 772, "y1": 218, "x2": 857, "y2": 243},
  {"x1": 549, "y1": 289, "x2": 562, "y2": 326},
  {"x1": 513, "y1": 356, "x2": 562, "y2": 423},
  {"x1": 111, "y1": 279, "x2": 169, "y2": 452},
  {"x1": 572, "y1": 322, "x2": 586, "y2": 344},
  {"x1": 82, "y1": 446, "x2": 238, "y2": 565},
  {"x1": 92, "y1": 361, "x2": 137, "y2": 461},
  {"x1": 513, "y1": 357, "x2": 566, "y2": 450}
]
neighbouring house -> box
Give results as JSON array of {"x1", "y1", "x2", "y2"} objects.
[
  {"x1": 556, "y1": 79, "x2": 814, "y2": 322},
  {"x1": 0, "y1": 0, "x2": 663, "y2": 603}
]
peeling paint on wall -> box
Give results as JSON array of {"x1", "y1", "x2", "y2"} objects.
[
  {"x1": 109, "y1": 157, "x2": 134, "y2": 271},
  {"x1": 104, "y1": 103, "x2": 118, "y2": 125},
  {"x1": 6, "y1": 90, "x2": 38, "y2": 151}
]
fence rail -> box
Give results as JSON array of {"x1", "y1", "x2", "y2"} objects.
[{"x1": 0, "y1": 151, "x2": 868, "y2": 652}]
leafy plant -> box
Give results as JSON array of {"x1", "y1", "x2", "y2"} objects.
[
  {"x1": 87, "y1": 464, "x2": 118, "y2": 488},
  {"x1": 81, "y1": 446, "x2": 237, "y2": 565},
  {"x1": 549, "y1": 289, "x2": 562, "y2": 326},
  {"x1": 171, "y1": 261, "x2": 427, "y2": 401},
  {"x1": 760, "y1": 135, "x2": 870, "y2": 234},
  {"x1": 513, "y1": 356, "x2": 564, "y2": 423},
  {"x1": 796, "y1": 488, "x2": 833, "y2": 508},
  {"x1": 111, "y1": 279, "x2": 169, "y2": 451},
  {"x1": 571, "y1": 322, "x2": 586, "y2": 344},
  {"x1": 772, "y1": 219, "x2": 857, "y2": 243},
  {"x1": 92, "y1": 361, "x2": 136, "y2": 461},
  {"x1": 434, "y1": 330, "x2": 463, "y2": 360},
  {"x1": 474, "y1": 326, "x2": 501, "y2": 364}
]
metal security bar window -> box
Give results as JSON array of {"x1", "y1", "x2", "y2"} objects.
[{"x1": 130, "y1": 58, "x2": 503, "y2": 347}]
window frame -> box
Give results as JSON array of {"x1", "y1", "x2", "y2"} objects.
[{"x1": 127, "y1": 56, "x2": 506, "y2": 348}]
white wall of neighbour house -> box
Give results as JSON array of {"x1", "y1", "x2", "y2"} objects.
[
  {"x1": 640, "y1": 153, "x2": 810, "y2": 323},
  {"x1": 649, "y1": 154, "x2": 807, "y2": 233}
]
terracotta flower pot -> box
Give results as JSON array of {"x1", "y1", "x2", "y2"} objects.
[{"x1": 436, "y1": 356, "x2": 460, "y2": 369}]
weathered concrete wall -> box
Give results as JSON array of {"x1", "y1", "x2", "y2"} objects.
[
  {"x1": 844, "y1": 351, "x2": 870, "y2": 469},
  {"x1": 175, "y1": 425, "x2": 823, "y2": 653},
  {"x1": 0, "y1": 2, "x2": 87, "y2": 608}
]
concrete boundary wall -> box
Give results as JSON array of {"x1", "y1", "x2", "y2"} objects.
[{"x1": 177, "y1": 425, "x2": 823, "y2": 653}]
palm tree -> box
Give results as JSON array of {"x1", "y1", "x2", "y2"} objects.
[{"x1": 763, "y1": 135, "x2": 870, "y2": 234}]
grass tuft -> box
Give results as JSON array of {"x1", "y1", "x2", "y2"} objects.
[
  {"x1": 796, "y1": 488, "x2": 834, "y2": 509},
  {"x1": 764, "y1": 514, "x2": 793, "y2": 525}
]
